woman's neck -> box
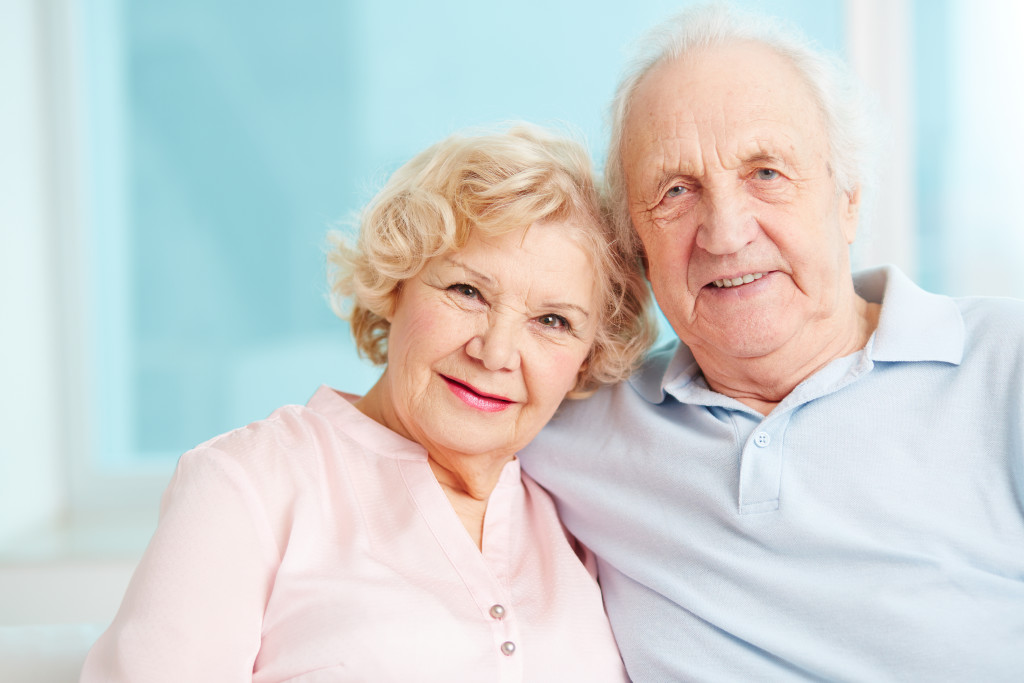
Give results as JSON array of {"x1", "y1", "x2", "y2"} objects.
[
  {"x1": 354, "y1": 378, "x2": 512, "y2": 550},
  {"x1": 428, "y1": 454, "x2": 513, "y2": 550}
]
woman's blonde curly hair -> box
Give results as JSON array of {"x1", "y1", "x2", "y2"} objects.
[{"x1": 327, "y1": 123, "x2": 656, "y2": 396}]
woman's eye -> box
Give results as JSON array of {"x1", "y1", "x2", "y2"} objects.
[
  {"x1": 537, "y1": 314, "x2": 571, "y2": 330},
  {"x1": 755, "y1": 168, "x2": 780, "y2": 181},
  {"x1": 448, "y1": 283, "x2": 480, "y2": 299},
  {"x1": 665, "y1": 185, "x2": 687, "y2": 199}
]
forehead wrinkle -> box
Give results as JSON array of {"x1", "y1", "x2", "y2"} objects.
[
  {"x1": 742, "y1": 143, "x2": 791, "y2": 172},
  {"x1": 469, "y1": 258, "x2": 593, "y2": 321},
  {"x1": 679, "y1": 61, "x2": 826, "y2": 158},
  {"x1": 631, "y1": 133, "x2": 704, "y2": 206},
  {"x1": 625, "y1": 55, "x2": 829, "y2": 198},
  {"x1": 527, "y1": 260, "x2": 595, "y2": 319},
  {"x1": 749, "y1": 128, "x2": 831, "y2": 179}
]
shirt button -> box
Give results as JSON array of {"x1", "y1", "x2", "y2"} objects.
[
  {"x1": 500, "y1": 641, "x2": 516, "y2": 656},
  {"x1": 489, "y1": 604, "x2": 506, "y2": 620},
  {"x1": 754, "y1": 431, "x2": 771, "y2": 448}
]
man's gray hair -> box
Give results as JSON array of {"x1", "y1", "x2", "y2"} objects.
[{"x1": 606, "y1": 2, "x2": 878, "y2": 254}]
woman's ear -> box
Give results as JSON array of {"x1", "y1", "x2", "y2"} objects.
[
  {"x1": 564, "y1": 359, "x2": 594, "y2": 400},
  {"x1": 384, "y1": 282, "x2": 404, "y2": 323}
]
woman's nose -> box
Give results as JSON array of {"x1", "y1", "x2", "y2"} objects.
[{"x1": 465, "y1": 319, "x2": 522, "y2": 371}]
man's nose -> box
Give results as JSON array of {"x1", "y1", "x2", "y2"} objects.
[
  {"x1": 465, "y1": 318, "x2": 522, "y2": 371},
  {"x1": 694, "y1": 187, "x2": 758, "y2": 255}
]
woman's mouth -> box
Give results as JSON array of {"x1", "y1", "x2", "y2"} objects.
[{"x1": 441, "y1": 375, "x2": 513, "y2": 413}]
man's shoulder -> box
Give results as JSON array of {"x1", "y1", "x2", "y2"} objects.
[
  {"x1": 631, "y1": 338, "x2": 684, "y2": 390},
  {"x1": 522, "y1": 341, "x2": 681, "y2": 464},
  {"x1": 556, "y1": 338, "x2": 682, "y2": 420},
  {"x1": 862, "y1": 264, "x2": 1024, "y2": 323},
  {"x1": 549, "y1": 379, "x2": 631, "y2": 426},
  {"x1": 955, "y1": 293, "x2": 1024, "y2": 323},
  {"x1": 955, "y1": 295, "x2": 1024, "y2": 361},
  {"x1": 862, "y1": 266, "x2": 1024, "y2": 363}
]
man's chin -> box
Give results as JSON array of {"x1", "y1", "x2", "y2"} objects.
[{"x1": 684, "y1": 321, "x2": 795, "y2": 363}]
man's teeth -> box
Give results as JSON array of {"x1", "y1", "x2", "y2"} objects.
[{"x1": 712, "y1": 272, "x2": 765, "y2": 288}]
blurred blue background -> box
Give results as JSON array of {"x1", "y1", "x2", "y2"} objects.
[
  {"x1": 2, "y1": 0, "x2": 1023, "y2": 574},
  {"x1": 85, "y1": 0, "x2": 849, "y2": 464}
]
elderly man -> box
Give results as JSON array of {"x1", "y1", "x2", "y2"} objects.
[{"x1": 520, "y1": 4, "x2": 1024, "y2": 681}]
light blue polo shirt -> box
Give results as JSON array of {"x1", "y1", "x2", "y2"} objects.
[{"x1": 520, "y1": 266, "x2": 1024, "y2": 682}]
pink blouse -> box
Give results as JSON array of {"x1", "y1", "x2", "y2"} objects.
[{"x1": 81, "y1": 386, "x2": 627, "y2": 682}]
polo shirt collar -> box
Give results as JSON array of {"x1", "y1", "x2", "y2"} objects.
[
  {"x1": 629, "y1": 340, "x2": 694, "y2": 404},
  {"x1": 855, "y1": 265, "x2": 964, "y2": 364},
  {"x1": 630, "y1": 265, "x2": 964, "y2": 405}
]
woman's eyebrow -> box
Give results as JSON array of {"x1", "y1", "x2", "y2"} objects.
[
  {"x1": 441, "y1": 256, "x2": 495, "y2": 287},
  {"x1": 539, "y1": 301, "x2": 592, "y2": 321},
  {"x1": 442, "y1": 255, "x2": 592, "y2": 320}
]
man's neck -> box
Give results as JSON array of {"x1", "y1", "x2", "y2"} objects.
[{"x1": 693, "y1": 297, "x2": 882, "y2": 416}]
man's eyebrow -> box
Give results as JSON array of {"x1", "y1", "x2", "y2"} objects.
[{"x1": 744, "y1": 152, "x2": 789, "y2": 168}]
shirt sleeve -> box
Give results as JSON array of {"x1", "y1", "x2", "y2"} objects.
[{"x1": 80, "y1": 445, "x2": 280, "y2": 682}]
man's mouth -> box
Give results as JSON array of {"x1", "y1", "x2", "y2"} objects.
[{"x1": 711, "y1": 272, "x2": 765, "y2": 288}]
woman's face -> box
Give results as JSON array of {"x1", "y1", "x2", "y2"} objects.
[{"x1": 378, "y1": 221, "x2": 601, "y2": 462}]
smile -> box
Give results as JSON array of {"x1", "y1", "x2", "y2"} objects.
[
  {"x1": 711, "y1": 272, "x2": 765, "y2": 288},
  {"x1": 441, "y1": 375, "x2": 514, "y2": 413}
]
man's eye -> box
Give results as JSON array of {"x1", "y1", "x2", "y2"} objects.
[
  {"x1": 755, "y1": 168, "x2": 780, "y2": 180},
  {"x1": 448, "y1": 283, "x2": 479, "y2": 299},
  {"x1": 538, "y1": 314, "x2": 571, "y2": 330},
  {"x1": 665, "y1": 185, "x2": 687, "y2": 198}
]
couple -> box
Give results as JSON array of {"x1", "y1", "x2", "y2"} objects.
[{"x1": 83, "y1": 4, "x2": 1024, "y2": 681}]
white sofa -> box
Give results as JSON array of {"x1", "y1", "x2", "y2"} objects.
[
  {"x1": 0, "y1": 623, "x2": 103, "y2": 682},
  {"x1": 0, "y1": 558, "x2": 133, "y2": 683}
]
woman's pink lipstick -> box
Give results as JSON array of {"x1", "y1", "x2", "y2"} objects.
[{"x1": 442, "y1": 376, "x2": 513, "y2": 413}]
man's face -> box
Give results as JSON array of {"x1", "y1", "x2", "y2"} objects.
[{"x1": 621, "y1": 42, "x2": 860, "y2": 362}]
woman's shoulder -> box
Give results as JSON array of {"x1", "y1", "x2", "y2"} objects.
[
  {"x1": 175, "y1": 385, "x2": 413, "y2": 493},
  {"x1": 174, "y1": 389, "x2": 361, "y2": 492},
  {"x1": 202, "y1": 401, "x2": 320, "y2": 448},
  {"x1": 193, "y1": 402, "x2": 319, "y2": 458}
]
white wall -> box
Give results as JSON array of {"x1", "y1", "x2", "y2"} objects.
[
  {"x1": 0, "y1": 0, "x2": 66, "y2": 547},
  {"x1": 0, "y1": 1, "x2": 139, "y2": 636},
  {"x1": 942, "y1": 0, "x2": 1024, "y2": 297},
  {"x1": 845, "y1": 0, "x2": 916, "y2": 277}
]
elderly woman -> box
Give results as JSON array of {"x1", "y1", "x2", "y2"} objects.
[{"x1": 80, "y1": 124, "x2": 655, "y2": 682}]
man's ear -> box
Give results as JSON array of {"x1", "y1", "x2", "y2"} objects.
[{"x1": 841, "y1": 186, "x2": 861, "y2": 244}]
